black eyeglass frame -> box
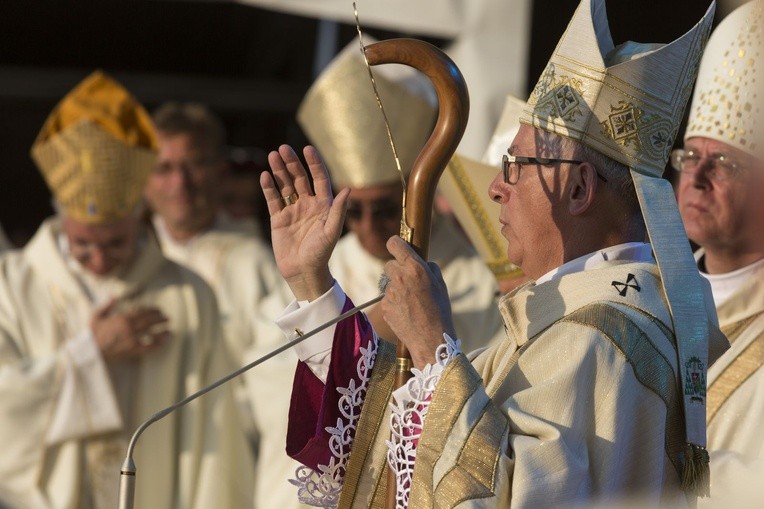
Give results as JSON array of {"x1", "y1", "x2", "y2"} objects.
[{"x1": 501, "y1": 154, "x2": 608, "y2": 185}]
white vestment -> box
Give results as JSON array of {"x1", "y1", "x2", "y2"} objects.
[
  {"x1": 279, "y1": 243, "x2": 728, "y2": 508},
  {"x1": 329, "y1": 216, "x2": 504, "y2": 352},
  {"x1": 700, "y1": 256, "x2": 764, "y2": 507},
  {"x1": 0, "y1": 218, "x2": 255, "y2": 509},
  {"x1": 153, "y1": 216, "x2": 306, "y2": 509}
]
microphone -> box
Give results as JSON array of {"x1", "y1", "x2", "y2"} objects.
[{"x1": 118, "y1": 292, "x2": 385, "y2": 509}]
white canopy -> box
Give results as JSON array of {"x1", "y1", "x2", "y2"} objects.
[{"x1": 237, "y1": 0, "x2": 532, "y2": 158}]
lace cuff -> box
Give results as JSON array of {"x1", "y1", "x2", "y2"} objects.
[
  {"x1": 289, "y1": 333, "x2": 379, "y2": 507},
  {"x1": 386, "y1": 334, "x2": 461, "y2": 509}
]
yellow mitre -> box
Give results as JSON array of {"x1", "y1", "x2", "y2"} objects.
[
  {"x1": 31, "y1": 70, "x2": 158, "y2": 224},
  {"x1": 521, "y1": 0, "x2": 717, "y2": 497},
  {"x1": 685, "y1": 0, "x2": 764, "y2": 158},
  {"x1": 298, "y1": 39, "x2": 437, "y2": 189},
  {"x1": 440, "y1": 96, "x2": 527, "y2": 282}
]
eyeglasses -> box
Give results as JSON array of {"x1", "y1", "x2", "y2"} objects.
[
  {"x1": 501, "y1": 154, "x2": 608, "y2": 185},
  {"x1": 670, "y1": 148, "x2": 746, "y2": 181},
  {"x1": 345, "y1": 199, "x2": 399, "y2": 222}
]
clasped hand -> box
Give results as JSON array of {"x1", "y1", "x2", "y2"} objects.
[{"x1": 91, "y1": 300, "x2": 170, "y2": 361}]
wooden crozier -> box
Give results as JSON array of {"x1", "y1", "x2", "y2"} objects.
[{"x1": 364, "y1": 38, "x2": 469, "y2": 509}]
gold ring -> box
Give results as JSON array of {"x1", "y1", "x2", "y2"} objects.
[{"x1": 282, "y1": 192, "x2": 299, "y2": 206}]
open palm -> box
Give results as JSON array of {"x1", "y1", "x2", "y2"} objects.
[{"x1": 261, "y1": 145, "x2": 349, "y2": 301}]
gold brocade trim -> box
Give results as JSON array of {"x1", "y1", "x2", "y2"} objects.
[
  {"x1": 613, "y1": 301, "x2": 677, "y2": 348},
  {"x1": 707, "y1": 314, "x2": 764, "y2": 424},
  {"x1": 554, "y1": 55, "x2": 683, "y2": 106},
  {"x1": 531, "y1": 61, "x2": 670, "y2": 111},
  {"x1": 560, "y1": 303, "x2": 684, "y2": 479},
  {"x1": 368, "y1": 463, "x2": 390, "y2": 509},
  {"x1": 409, "y1": 355, "x2": 505, "y2": 507},
  {"x1": 436, "y1": 403, "x2": 507, "y2": 507},
  {"x1": 720, "y1": 313, "x2": 762, "y2": 345},
  {"x1": 446, "y1": 158, "x2": 509, "y2": 264},
  {"x1": 338, "y1": 339, "x2": 396, "y2": 509}
]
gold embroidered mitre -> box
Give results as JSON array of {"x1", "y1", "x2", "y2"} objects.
[
  {"x1": 31, "y1": 70, "x2": 158, "y2": 224},
  {"x1": 685, "y1": 0, "x2": 764, "y2": 158},
  {"x1": 440, "y1": 96, "x2": 527, "y2": 281},
  {"x1": 298, "y1": 39, "x2": 437, "y2": 189},
  {"x1": 521, "y1": 0, "x2": 714, "y2": 178},
  {"x1": 521, "y1": 0, "x2": 718, "y2": 497}
]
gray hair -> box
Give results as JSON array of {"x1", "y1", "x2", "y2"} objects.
[
  {"x1": 152, "y1": 102, "x2": 226, "y2": 159},
  {"x1": 566, "y1": 139, "x2": 642, "y2": 217}
]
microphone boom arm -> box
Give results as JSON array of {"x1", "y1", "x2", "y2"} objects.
[{"x1": 117, "y1": 292, "x2": 384, "y2": 509}]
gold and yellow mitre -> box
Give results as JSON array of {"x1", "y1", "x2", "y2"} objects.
[
  {"x1": 685, "y1": 0, "x2": 763, "y2": 158},
  {"x1": 31, "y1": 70, "x2": 158, "y2": 224},
  {"x1": 440, "y1": 96, "x2": 527, "y2": 282},
  {"x1": 521, "y1": 0, "x2": 717, "y2": 497},
  {"x1": 298, "y1": 39, "x2": 437, "y2": 189}
]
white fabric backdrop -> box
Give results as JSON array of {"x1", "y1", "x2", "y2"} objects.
[{"x1": 236, "y1": 0, "x2": 532, "y2": 158}]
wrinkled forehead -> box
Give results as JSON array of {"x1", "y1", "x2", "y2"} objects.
[{"x1": 509, "y1": 124, "x2": 572, "y2": 158}]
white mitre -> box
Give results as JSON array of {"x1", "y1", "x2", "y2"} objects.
[
  {"x1": 520, "y1": 0, "x2": 717, "y2": 497},
  {"x1": 685, "y1": 0, "x2": 764, "y2": 158},
  {"x1": 484, "y1": 95, "x2": 526, "y2": 167},
  {"x1": 298, "y1": 38, "x2": 437, "y2": 189},
  {"x1": 439, "y1": 95, "x2": 526, "y2": 282}
]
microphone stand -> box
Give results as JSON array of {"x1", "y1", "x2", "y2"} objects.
[{"x1": 117, "y1": 293, "x2": 384, "y2": 509}]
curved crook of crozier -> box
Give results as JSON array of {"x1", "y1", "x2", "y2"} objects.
[{"x1": 364, "y1": 39, "x2": 470, "y2": 260}]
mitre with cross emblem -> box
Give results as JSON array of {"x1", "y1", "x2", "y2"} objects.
[{"x1": 520, "y1": 0, "x2": 718, "y2": 496}]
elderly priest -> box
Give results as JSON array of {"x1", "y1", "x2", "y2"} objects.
[
  {"x1": 0, "y1": 71, "x2": 255, "y2": 509},
  {"x1": 263, "y1": 1, "x2": 728, "y2": 508}
]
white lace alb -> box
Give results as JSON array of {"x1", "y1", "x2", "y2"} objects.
[{"x1": 386, "y1": 334, "x2": 461, "y2": 509}]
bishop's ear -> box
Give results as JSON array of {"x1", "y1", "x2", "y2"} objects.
[{"x1": 567, "y1": 162, "x2": 599, "y2": 216}]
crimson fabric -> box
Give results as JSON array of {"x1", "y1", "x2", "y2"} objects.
[{"x1": 286, "y1": 296, "x2": 375, "y2": 470}]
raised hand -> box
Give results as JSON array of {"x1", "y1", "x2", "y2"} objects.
[
  {"x1": 261, "y1": 145, "x2": 350, "y2": 301},
  {"x1": 380, "y1": 236, "x2": 456, "y2": 369}
]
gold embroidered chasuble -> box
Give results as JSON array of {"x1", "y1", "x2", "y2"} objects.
[
  {"x1": 337, "y1": 260, "x2": 725, "y2": 508},
  {"x1": 703, "y1": 269, "x2": 764, "y2": 506},
  {"x1": 0, "y1": 219, "x2": 256, "y2": 509}
]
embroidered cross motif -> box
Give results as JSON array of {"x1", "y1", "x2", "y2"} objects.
[
  {"x1": 554, "y1": 85, "x2": 578, "y2": 114},
  {"x1": 638, "y1": 118, "x2": 674, "y2": 160},
  {"x1": 609, "y1": 109, "x2": 638, "y2": 139},
  {"x1": 650, "y1": 130, "x2": 669, "y2": 149},
  {"x1": 611, "y1": 273, "x2": 641, "y2": 296}
]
